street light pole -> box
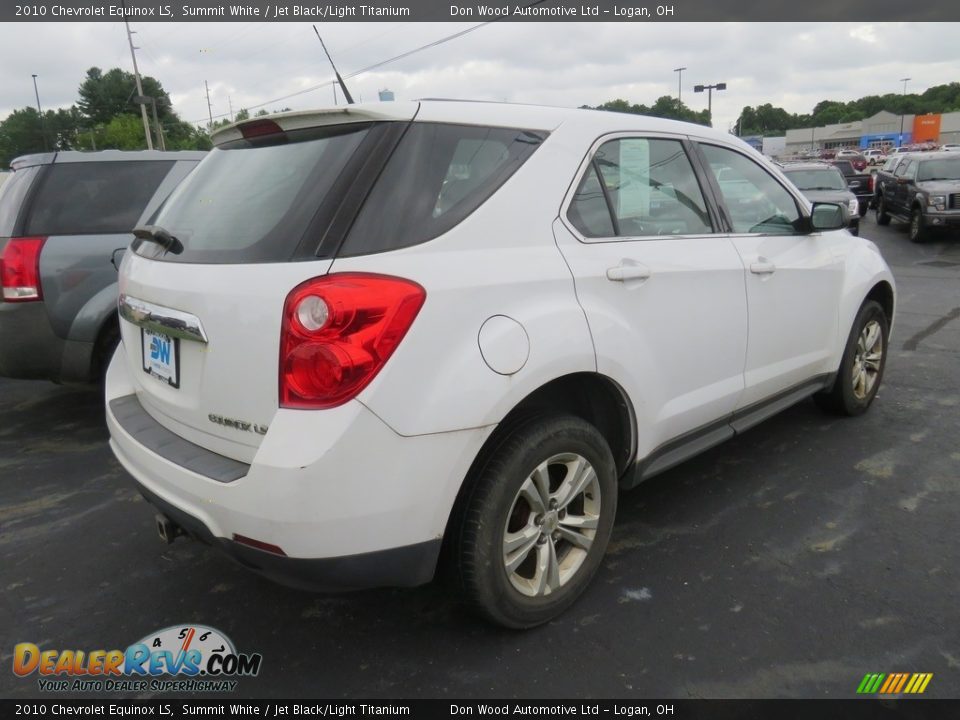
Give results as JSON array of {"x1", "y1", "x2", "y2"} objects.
[
  {"x1": 898, "y1": 77, "x2": 910, "y2": 148},
  {"x1": 31, "y1": 74, "x2": 48, "y2": 152},
  {"x1": 693, "y1": 82, "x2": 726, "y2": 128},
  {"x1": 674, "y1": 67, "x2": 686, "y2": 112}
]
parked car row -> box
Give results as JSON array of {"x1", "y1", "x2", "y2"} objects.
[
  {"x1": 3, "y1": 102, "x2": 896, "y2": 628},
  {"x1": 0, "y1": 150, "x2": 204, "y2": 382}
]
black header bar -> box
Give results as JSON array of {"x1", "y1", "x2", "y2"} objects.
[{"x1": 4, "y1": 0, "x2": 959, "y2": 22}]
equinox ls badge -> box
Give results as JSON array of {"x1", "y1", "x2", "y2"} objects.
[{"x1": 208, "y1": 413, "x2": 269, "y2": 435}]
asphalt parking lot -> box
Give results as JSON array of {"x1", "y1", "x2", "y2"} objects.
[{"x1": 2, "y1": 212, "x2": 958, "y2": 700}]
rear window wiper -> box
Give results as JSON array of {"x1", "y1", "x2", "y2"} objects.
[{"x1": 133, "y1": 225, "x2": 184, "y2": 255}]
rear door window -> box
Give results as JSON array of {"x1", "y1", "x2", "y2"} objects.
[
  {"x1": 339, "y1": 123, "x2": 546, "y2": 257},
  {"x1": 568, "y1": 137, "x2": 714, "y2": 238},
  {"x1": 26, "y1": 161, "x2": 174, "y2": 236},
  {"x1": 0, "y1": 166, "x2": 40, "y2": 237}
]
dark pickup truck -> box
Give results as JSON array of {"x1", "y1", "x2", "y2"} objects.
[
  {"x1": 874, "y1": 151, "x2": 960, "y2": 242},
  {"x1": 829, "y1": 159, "x2": 874, "y2": 217}
]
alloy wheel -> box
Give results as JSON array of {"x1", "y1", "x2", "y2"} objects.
[
  {"x1": 852, "y1": 319, "x2": 883, "y2": 400},
  {"x1": 502, "y1": 453, "x2": 601, "y2": 597}
]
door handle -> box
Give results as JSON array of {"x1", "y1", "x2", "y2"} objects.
[
  {"x1": 749, "y1": 260, "x2": 777, "y2": 275},
  {"x1": 606, "y1": 264, "x2": 651, "y2": 282}
]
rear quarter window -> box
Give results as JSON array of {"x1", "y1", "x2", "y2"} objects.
[
  {"x1": 26, "y1": 161, "x2": 174, "y2": 236},
  {"x1": 0, "y1": 166, "x2": 40, "y2": 237},
  {"x1": 339, "y1": 123, "x2": 546, "y2": 257}
]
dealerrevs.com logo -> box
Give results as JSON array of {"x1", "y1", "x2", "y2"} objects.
[{"x1": 13, "y1": 625, "x2": 262, "y2": 693}]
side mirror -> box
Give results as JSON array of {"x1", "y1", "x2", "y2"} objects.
[
  {"x1": 810, "y1": 202, "x2": 846, "y2": 232},
  {"x1": 896, "y1": 176, "x2": 909, "y2": 184}
]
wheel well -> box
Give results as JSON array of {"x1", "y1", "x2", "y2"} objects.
[
  {"x1": 91, "y1": 315, "x2": 120, "y2": 381},
  {"x1": 865, "y1": 281, "x2": 894, "y2": 323},
  {"x1": 496, "y1": 373, "x2": 635, "y2": 477},
  {"x1": 438, "y1": 372, "x2": 636, "y2": 572}
]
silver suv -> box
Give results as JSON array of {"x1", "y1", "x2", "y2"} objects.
[{"x1": 0, "y1": 150, "x2": 203, "y2": 383}]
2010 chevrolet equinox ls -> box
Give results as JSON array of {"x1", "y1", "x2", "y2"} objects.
[{"x1": 106, "y1": 101, "x2": 895, "y2": 628}]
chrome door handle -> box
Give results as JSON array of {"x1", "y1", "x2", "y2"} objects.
[
  {"x1": 606, "y1": 264, "x2": 651, "y2": 282},
  {"x1": 749, "y1": 261, "x2": 777, "y2": 275}
]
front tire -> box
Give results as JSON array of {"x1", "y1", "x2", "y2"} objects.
[
  {"x1": 815, "y1": 300, "x2": 889, "y2": 416},
  {"x1": 909, "y1": 207, "x2": 927, "y2": 243},
  {"x1": 451, "y1": 414, "x2": 617, "y2": 628}
]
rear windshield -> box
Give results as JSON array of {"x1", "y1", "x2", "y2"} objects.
[
  {"x1": 26, "y1": 161, "x2": 174, "y2": 236},
  {"x1": 783, "y1": 168, "x2": 848, "y2": 191},
  {"x1": 339, "y1": 123, "x2": 546, "y2": 257},
  {"x1": 0, "y1": 166, "x2": 40, "y2": 237},
  {"x1": 138, "y1": 124, "x2": 371, "y2": 263}
]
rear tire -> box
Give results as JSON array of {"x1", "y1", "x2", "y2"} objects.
[
  {"x1": 815, "y1": 300, "x2": 888, "y2": 417},
  {"x1": 875, "y1": 196, "x2": 891, "y2": 225},
  {"x1": 94, "y1": 321, "x2": 121, "y2": 384},
  {"x1": 451, "y1": 414, "x2": 617, "y2": 629}
]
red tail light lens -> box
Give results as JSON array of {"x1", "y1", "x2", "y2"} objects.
[
  {"x1": 1, "y1": 237, "x2": 46, "y2": 302},
  {"x1": 868, "y1": 174, "x2": 875, "y2": 193},
  {"x1": 280, "y1": 273, "x2": 426, "y2": 409}
]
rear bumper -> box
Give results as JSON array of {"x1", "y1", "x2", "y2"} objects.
[
  {"x1": 105, "y1": 352, "x2": 491, "y2": 591},
  {"x1": 138, "y1": 481, "x2": 441, "y2": 592},
  {"x1": 0, "y1": 302, "x2": 93, "y2": 382}
]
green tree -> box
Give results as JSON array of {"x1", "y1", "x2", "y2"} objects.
[
  {"x1": 589, "y1": 96, "x2": 711, "y2": 126},
  {"x1": 77, "y1": 67, "x2": 175, "y2": 126},
  {"x1": 99, "y1": 114, "x2": 148, "y2": 150},
  {"x1": 0, "y1": 106, "x2": 87, "y2": 167}
]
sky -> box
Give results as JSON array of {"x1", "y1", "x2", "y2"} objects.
[{"x1": 2, "y1": 22, "x2": 959, "y2": 135}]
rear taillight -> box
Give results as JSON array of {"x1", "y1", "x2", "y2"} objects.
[
  {"x1": 868, "y1": 174, "x2": 875, "y2": 193},
  {"x1": 279, "y1": 273, "x2": 426, "y2": 409},
  {"x1": 1, "y1": 237, "x2": 46, "y2": 302}
]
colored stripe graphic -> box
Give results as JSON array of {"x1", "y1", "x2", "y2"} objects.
[
  {"x1": 857, "y1": 672, "x2": 933, "y2": 694},
  {"x1": 879, "y1": 674, "x2": 896, "y2": 693}
]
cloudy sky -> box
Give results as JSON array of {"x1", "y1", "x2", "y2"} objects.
[{"x1": 2, "y1": 22, "x2": 958, "y2": 134}]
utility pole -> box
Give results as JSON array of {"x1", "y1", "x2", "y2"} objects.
[
  {"x1": 898, "y1": 77, "x2": 911, "y2": 148},
  {"x1": 674, "y1": 67, "x2": 686, "y2": 112},
  {"x1": 204, "y1": 80, "x2": 214, "y2": 129},
  {"x1": 150, "y1": 99, "x2": 166, "y2": 150},
  {"x1": 125, "y1": 21, "x2": 153, "y2": 150},
  {"x1": 228, "y1": 96, "x2": 234, "y2": 122},
  {"x1": 31, "y1": 74, "x2": 48, "y2": 151}
]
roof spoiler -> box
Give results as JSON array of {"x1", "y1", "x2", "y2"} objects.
[{"x1": 211, "y1": 102, "x2": 419, "y2": 146}]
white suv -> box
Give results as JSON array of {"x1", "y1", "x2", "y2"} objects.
[{"x1": 106, "y1": 101, "x2": 895, "y2": 628}]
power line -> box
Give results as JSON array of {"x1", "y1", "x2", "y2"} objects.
[{"x1": 184, "y1": 13, "x2": 535, "y2": 125}]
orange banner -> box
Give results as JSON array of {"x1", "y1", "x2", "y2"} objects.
[{"x1": 913, "y1": 114, "x2": 941, "y2": 143}]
